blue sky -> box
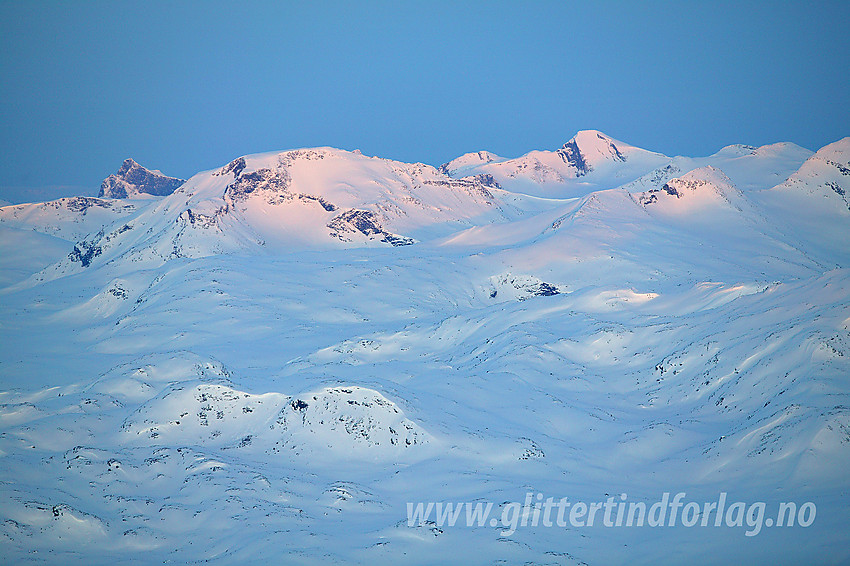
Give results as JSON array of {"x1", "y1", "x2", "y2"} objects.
[{"x1": 1, "y1": 1, "x2": 848, "y2": 197}]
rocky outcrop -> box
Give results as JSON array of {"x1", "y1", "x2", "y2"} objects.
[
  {"x1": 327, "y1": 209, "x2": 415, "y2": 246},
  {"x1": 99, "y1": 159, "x2": 185, "y2": 199}
]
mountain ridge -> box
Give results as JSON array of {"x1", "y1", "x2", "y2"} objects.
[{"x1": 0, "y1": 131, "x2": 849, "y2": 565}]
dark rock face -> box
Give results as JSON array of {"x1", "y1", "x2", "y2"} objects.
[
  {"x1": 63, "y1": 196, "x2": 113, "y2": 213},
  {"x1": 825, "y1": 159, "x2": 850, "y2": 176},
  {"x1": 471, "y1": 173, "x2": 502, "y2": 190},
  {"x1": 301, "y1": 195, "x2": 337, "y2": 211},
  {"x1": 224, "y1": 168, "x2": 290, "y2": 201},
  {"x1": 67, "y1": 223, "x2": 133, "y2": 268},
  {"x1": 532, "y1": 282, "x2": 560, "y2": 297},
  {"x1": 218, "y1": 157, "x2": 247, "y2": 178},
  {"x1": 637, "y1": 180, "x2": 687, "y2": 206},
  {"x1": 69, "y1": 238, "x2": 103, "y2": 267},
  {"x1": 825, "y1": 181, "x2": 850, "y2": 210},
  {"x1": 219, "y1": 156, "x2": 338, "y2": 212},
  {"x1": 661, "y1": 183, "x2": 682, "y2": 198},
  {"x1": 180, "y1": 207, "x2": 228, "y2": 229},
  {"x1": 557, "y1": 139, "x2": 590, "y2": 176},
  {"x1": 99, "y1": 159, "x2": 185, "y2": 199},
  {"x1": 327, "y1": 209, "x2": 415, "y2": 246},
  {"x1": 381, "y1": 233, "x2": 416, "y2": 246},
  {"x1": 328, "y1": 209, "x2": 384, "y2": 237},
  {"x1": 556, "y1": 133, "x2": 626, "y2": 177},
  {"x1": 638, "y1": 193, "x2": 659, "y2": 206}
]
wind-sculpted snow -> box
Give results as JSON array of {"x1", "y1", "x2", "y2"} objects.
[{"x1": 0, "y1": 133, "x2": 849, "y2": 564}]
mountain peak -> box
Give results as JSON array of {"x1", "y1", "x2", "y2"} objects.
[
  {"x1": 568, "y1": 129, "x2": 614, "y2": 144},
  {"x1": 634, "y1": 165, "x2": 744, "y2": 212},
  {"x1": 675, "y1": 165, "x2": 737, "y2": 188},
  {"x1": 558, "y1": 130, "x2": 628, "y2": 175},
  {"x1": 438, "y1": 150, "x2": 503, "y2": 176},
  {"x1": 769, "y1": 137, "x2": 850, "y2": 212},
  {"x1": 99, "y1": 159, "x2": 186, "y2": 199},
  {"x1": 811, "y1": 136, "x2": 850, "y2": 163}
]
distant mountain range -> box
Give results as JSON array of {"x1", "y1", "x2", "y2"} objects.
[
  {"x1": 0, "y1": 131, "x2": 848, "y2": 564},
  {"x1": 4, "y1": 130, "x2": 847, "y2": 278}
]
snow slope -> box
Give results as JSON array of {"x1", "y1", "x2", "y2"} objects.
[
  {"x1": 24, "y1": 148, "x2": 527, "y2": 285},
  {"x1": 766, "y1": 137, "x2": 850, "y2": 211},
  {"x1": 0, "y1": 197, "x2": 141, "y2": 241},
  {"x1": 442, "y1": 130, "x2": 812, "y2": 200},
  {"x1": 633, "y1": 166, "x2": 749, "y2": 217},
  {"x1": 620, "y1": 141, "x2": 813, "y2": 194},
  {"x1": 0, "y1": 135, "x2": 848, "y2": 565},
  {"x1": 441, "y1": 130, "x2": 671, "y2": 198},
  {"x1": 755, "y1": 137, "x2": 850, "y2": 266}
]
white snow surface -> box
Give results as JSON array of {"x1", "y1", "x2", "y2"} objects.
[
  {"x1": 442, "y1": 130, "x2": 813, "y2": 199},
  {"x1": 0, "y1": 133, "x2": 848, "y2": 564}
]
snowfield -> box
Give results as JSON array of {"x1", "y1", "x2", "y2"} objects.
[{"x1": 0, "y1": 131, "x2": 848, "y2": 564}]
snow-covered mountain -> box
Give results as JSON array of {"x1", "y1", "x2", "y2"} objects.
[
  {"x1": 1, "y1": 133, "x2": 848, "y2": 565},
  {"x1": 0, "y1": 196, "x2": 141, "y2": 241},
  {"x1": 752, "y1": 137, "x2": 850, "y2": 266},
  {"x1": 0, "y1": 159, "x2": 185, "y2": 247},
  {"x1": 31, "y1": 148, "x2": 520, "y2": 281},
  {"x1": 620, "y1": 141, "x2": 813, "y2": 194},
  {"x1": 441, "y1": 130, "x2": 671, "y2": 198},
  {"x1": 99, "y1": 158, "x2": 186, "y2": 198},
  {"x1": 441, "y1": 130, "x2": 813, "y2": 200},
  {"x1": 634, "y1": 166, "x2": 747, "y2": 214},
  {"x1": 767, "y1": 137, "x2": 850, "y2": 211}
]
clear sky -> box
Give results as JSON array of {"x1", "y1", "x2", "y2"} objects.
[{"x1": 1, "y1": 0, "x2": 848, "y2": 198}]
